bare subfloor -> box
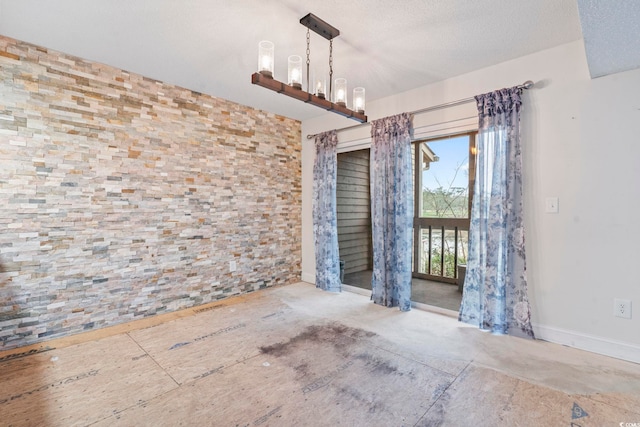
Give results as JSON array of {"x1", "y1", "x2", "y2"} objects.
[{"x1": 1, "y1": 282, "x2": 639, "y2": 426}]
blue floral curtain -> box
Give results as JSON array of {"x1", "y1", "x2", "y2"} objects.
[
  {"x1": 370, "y1": 113, "x2": 414, "y2": 311},
  {"x1": 459, "y1": 87, "x2": 534, "y2": 338},
  {"x1": 313, "y1": 130, "x2": 342, "y2": 292}
]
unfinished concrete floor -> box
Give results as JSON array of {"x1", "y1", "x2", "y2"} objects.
[{"x1": 1, "y1": 282, "x2": 639, "y2": 426}]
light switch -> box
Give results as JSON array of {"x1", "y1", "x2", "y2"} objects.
[{"x1": 545, "y1": 197, "x2": 559, "y2": 213}]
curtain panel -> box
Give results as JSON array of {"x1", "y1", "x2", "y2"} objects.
[
  {"x1": 313, "y1": 130, "x2": 342, "y2": 292},
  {"x1": 459, "y1": 87, "x2": 535, "y2": 338},
  {"x1": 370, "y1": 113, "x2": 414, "y2": 311}
]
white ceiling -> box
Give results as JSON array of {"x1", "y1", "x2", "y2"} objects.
[{"x1": 0, "y1": 1, "x2": 636, "y2": 121}]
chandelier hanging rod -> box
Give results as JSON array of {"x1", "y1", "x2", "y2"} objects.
[{"x1": 306, "y1": 80, "x2": 534, "y2": 139}]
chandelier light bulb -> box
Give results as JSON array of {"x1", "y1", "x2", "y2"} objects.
[
  {"x1": 262, "y1": 56, "x2": 271, "y2": 70},
  {"x1": 313, "y1": 69, "x2": 326, "y2": 99},
  {"x1": 353, "y1": 87, "x2": 365, "y2": 113},
  {"x1": 334, "y1": 78, "x2": 347, "y2": 107},
  {"x1": 288, "y1": 55, "x2": 302, "y2": 90}
]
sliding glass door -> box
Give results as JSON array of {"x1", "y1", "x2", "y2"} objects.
[{"x1": 413, "y1": 132, "x2": 476, "y2": 284}]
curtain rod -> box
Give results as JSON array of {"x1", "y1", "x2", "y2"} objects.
[{"x1": 306, "y1": 80, "x2": 534, "y2": 139}]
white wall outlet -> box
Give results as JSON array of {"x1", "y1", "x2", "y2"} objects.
[
  {"x1": 614, "y1": 299, "x2": 632, "y2": 319},
  {"x1": 545, "y1": 197, "x2": 559, "y2": 213},
  {"x1": 229, "y1": 260, "x2": 237, "y2": 272}
]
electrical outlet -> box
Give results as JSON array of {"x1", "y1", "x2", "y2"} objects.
[
  {"x1": 229, "y1": 260, "x2": 237, "y2": 272},
  {"x1": 614, "y1": 299, "x2": 632, "y2": 319}
]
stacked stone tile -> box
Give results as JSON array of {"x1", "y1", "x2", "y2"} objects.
[{"x1": 0, "y1": 36, "x2": 302, "y2": 349}]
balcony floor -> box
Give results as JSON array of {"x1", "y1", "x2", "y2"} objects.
[{"x1": 343, "y1": 269, "x2": 462, "y2": 312}]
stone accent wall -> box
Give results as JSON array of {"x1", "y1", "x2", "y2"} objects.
[{"x1": 0, "y1": 36, "x2": 301, "y2": 349}]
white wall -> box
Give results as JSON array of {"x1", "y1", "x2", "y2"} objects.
[{"x1": 301, "y1": 40, "x2": 640, "y2": 363}]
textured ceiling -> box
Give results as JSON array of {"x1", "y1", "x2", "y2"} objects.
[
  {"x1": 0, "y1": 0, "x2": 611, "y2": 121},
  {"x1": 577, "y1": 0, "x2": 640, "y2": 78}
]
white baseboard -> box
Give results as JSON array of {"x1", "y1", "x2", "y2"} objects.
[
  {"x1": 533, "y1": 323, "x2": 640, "y2": 364},
  {"x1": 301, "y1": 272, "x2": 315, "y2": 284}
]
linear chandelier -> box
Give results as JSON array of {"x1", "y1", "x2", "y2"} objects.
[{"x1": 251, "y1": 13, "x2": 367, "y2": 123}]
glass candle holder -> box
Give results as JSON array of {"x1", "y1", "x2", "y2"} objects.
[
  {"x1": 313, "y1": 69, "x2": 326, "y2": 99},
  {"x1": 334, "y1": 78, "x2": 347, "y2": 107},
  {"x1": 258, "y1": 41, "x2": 274, "y2": 78},
  {"x1": 288, "y1": 55, "x2": 302, "y2": 89},
  {"x1": 353, "y1": 87, "x2": 365, "y2": 113}
]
